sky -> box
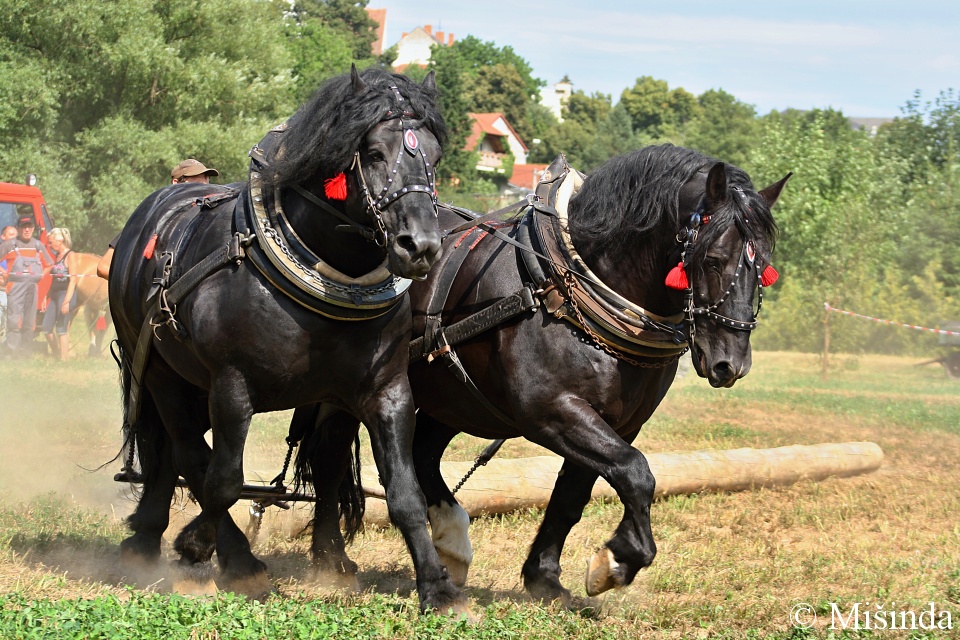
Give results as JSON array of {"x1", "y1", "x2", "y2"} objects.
[{"x1": 376, "y1": 0, "x2": 960, "y2": 117}]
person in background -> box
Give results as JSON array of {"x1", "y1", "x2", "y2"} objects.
[
  {"x1": 41, "y1": 228, "x2": 79, "y2": 360},
  {"x1": 0, "y1": 216, "x2": 53, "y2": 355},
  {"x1": 96, "y1": 159, "x2": 219, "y2": 280},
  {"x1": 0, "y1": 225, "x2": 17, "y2": 346}
]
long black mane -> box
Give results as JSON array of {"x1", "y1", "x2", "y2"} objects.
[
  {"x1": 270, "y1": 67, "x2": 448, "y2": 187},
  {"x1": 568, "y1": 144, "x2": 778, "y2": 262}
]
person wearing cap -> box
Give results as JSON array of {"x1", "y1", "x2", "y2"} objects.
[
  {"x1": 170, "y1": 159, "x2": 220, "y2": 184},
  {"x1": 0, "y1": 216, "x2": 54, "y2": 355},
  {"x1": 96, "y1": 159, "x2": 220, "y2": 280}
]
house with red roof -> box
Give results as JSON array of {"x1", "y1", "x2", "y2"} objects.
[
  {"x1": 366, "y1": 8, "x2": 387, "y2": 56},
  {"x1": 393, "y1": 24, "x2": 454, "y2": 71},
  {"x1": 465, "y1": 113, "x2": 549, "y2": 192},
  {"x1": 465, "y1": 113, "x2": 528, "y2": 175}
]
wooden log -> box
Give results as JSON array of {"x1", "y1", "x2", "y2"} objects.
[{"x1": 360, "y1": 441, "x2": 883, "y2": 527}]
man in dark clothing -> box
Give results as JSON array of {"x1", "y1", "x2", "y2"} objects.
[{"x1": 0, "y1": 215, "x2": 54, "y2": 354}]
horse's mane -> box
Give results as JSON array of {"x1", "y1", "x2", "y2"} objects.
[
  {"x1": 568, "y1": 144, "x2": 777, "y2": 262},
  {"x1": 269, "y1": 67, "x2": 448, "y2": 188}
]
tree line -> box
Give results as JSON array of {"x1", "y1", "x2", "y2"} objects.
[{"x1": 1, "y1": 0, "x2": 957, "y2": 355}]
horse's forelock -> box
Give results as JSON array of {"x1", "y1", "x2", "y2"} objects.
[
  {"x1": 692, "y1": 167, "x2": 779, "y2": 262},
  {"x1": 269, "y1": 68, "x2": 447, "y2": 188}
]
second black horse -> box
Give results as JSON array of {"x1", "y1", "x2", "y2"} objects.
[{"x1": 298, "y1": 146, "x2": 789, "y2": 604}]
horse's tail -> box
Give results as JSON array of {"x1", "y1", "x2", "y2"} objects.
[
  {"x1": 339, "y1": 433, "x2": 365, "y2": 543},
  {"x1": 292, "y1": 405, "x2": 365, "y2": 543},
  {"x1": 113, "y1": 340, "x2": 165, "y2": 498}
]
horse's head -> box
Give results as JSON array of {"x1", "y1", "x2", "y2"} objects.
[
  {"x1": 678, "y1": 163, "x2": 790, "y2": 387},
  {"x1": 271, "y1": 66, "x2": 447, "y2": 280}
]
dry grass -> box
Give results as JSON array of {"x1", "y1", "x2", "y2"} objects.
[{"x1": 1, "y1": 349, "x2": 958, "y2": 637}]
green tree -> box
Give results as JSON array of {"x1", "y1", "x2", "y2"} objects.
[
  {"x1": 619, "y1": 76, "x2": 701, "y2": 140},
  {"x1": 287, "y1": 19, "x2": 356, "y2": 103},
  {"x1": 290, "y1": 0, "x2": 379, "y2": 63},
  {"x1": 685, "y1": 89, "x2": 758, "y2": 168},
  {"x1": 749, "y1": 112, "x2": 917, "y2": 353},
  {"x1": 464, "y1": 63, "x2": 533, "y2": 142},
  {"x1": 0, "y1": 0, "x2": 295, "y2": 249},
  {"x1": 430, "y1": 36, "x2": 544, "y2": 151}
]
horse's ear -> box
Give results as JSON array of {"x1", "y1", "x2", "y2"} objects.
[
  {"x1": 422, "y1": 70, "x2": 437, "y2": 92},
  {"x1": 758, "y1": 172, "x2": 792, "y2": 208},
  {"x1": 705, "y1": 162, "x2": 728, "y2": 206},
  {"x1": 350, "y1": 64, "x2": 365, "y2": 94}
]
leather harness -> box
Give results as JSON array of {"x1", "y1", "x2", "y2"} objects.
[{"x1": 409, "y1": 155, "x2": 690, "y2": 428}]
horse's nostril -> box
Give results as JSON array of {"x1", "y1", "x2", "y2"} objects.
[
  {"x1": 712, "y1": 361, "x2": 734, "y2": 381},
  {"x1": 397, "y1": 234, "x2": 418, "y2": 255}
]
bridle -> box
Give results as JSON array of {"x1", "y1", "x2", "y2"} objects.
[
  {"x1": 293, "y1": 85, "x2": 439, "y2": 248},
  {"x1": 673, "y1": 202, "x2": 769, "y2": 348}
]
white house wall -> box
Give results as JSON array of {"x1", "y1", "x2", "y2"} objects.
[
  {"x1": 394, "y1": 30, "x2": 438, "y2": 67},
  {"x1": 493, "y1": 116, "x2": 528, "y2": 164}
]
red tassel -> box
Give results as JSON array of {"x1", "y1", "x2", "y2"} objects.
[
  {"x1": 324, "y1": 172, "x2": 347, "y2": 200},
  {"x1": 95, "y1": 315, "x2": 107, "y2": 331},
  {"x1": 665, "y1": 262, "x2": 689, "y2": 290},
  {"x1": 142, "y1": 234, "x2": 158, "y2": 260},
  {"x1": 761, "y1": 265, "x2": 779, "y2": 287}
]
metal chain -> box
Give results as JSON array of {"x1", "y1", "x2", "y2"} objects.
[
  {"x1": 270, "y1": 439, "x2": 297, "y2": 488},
  {"x1": 563, "y1": 271, "x2": 686, "y2": 369}
]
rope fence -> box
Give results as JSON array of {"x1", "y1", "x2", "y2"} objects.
[{"x1": 823, "y1": 303, "x2": 960, "y2": 337}]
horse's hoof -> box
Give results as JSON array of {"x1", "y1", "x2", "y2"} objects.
[
  {"x1": 437, "y1": 549, "x2": 470, "y2": 588},
  {"x1": 439, "y1": 599, "x2": 479, "y2": 624},
  {"x1": 172, "y1": 561, "x2": 218, "y2": 597},
  {"x1": 585, "y1": 548, "x2": 622, "y2": 596},
  {"x1": 119, "y1": 545, "x2": 159, "y2": 572},
  {"x1": 307, "y1": 568, "x2": 361, "y2": 593},
  {"x1": 525, "y1": 580, "x2": 572, "y2": 608},
  {"x1": 222, "y1": 571, "x2": 275, "y2": 602}
]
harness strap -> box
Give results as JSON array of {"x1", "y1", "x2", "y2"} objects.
[
  {"x1": 124, "y1": 230, "x2": 253, "y2": 429},
  {"x1": 435, "y1": 340, "x2": 515, "y2": 425},
  {"x1": 410, "y1": 285, "x2": 539, "y2": 362},
  {"x1": 421, "y1": 227, "x2": 484, "y2": 356},
  {"x1": 440, "y1": 197, "x2": 541, "y2": 237}
]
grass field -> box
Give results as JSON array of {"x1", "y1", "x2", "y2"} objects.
[{"x1": 0, "y1": 343, "x2": 957, "y2": 638}]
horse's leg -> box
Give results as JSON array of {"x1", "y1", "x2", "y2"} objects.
[
  {"x1": 172, "y1": 370, "x2": 269, "y2": 598},
  {"x1": 360, "y1": 382, "x2": 470, "y2": 615},
  {"x1": 304, "y1": 405, "x2": 362, "y2": 591},
  {"x1": 412, "y1": 414, "x2": 472, "y2": 587},
  {"x1": 521, "y1": 460, "x2": 598, "y2": 605},
  {"x1": 525, "y1": 404, "x2": 656, "y2": 597},
  {"x1": 120, "y1": 388, "x2": 179, "y2": 573}
]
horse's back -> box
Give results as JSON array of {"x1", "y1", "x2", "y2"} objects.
[{"x1": 110, "y1": 184, "x2": 242, "y2": 341}]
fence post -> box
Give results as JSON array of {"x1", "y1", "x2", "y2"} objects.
[{"x1": 821, "y1": 303, "x2": 831, "y2": 380}]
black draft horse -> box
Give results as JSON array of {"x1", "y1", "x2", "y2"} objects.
[
  {"x1": 299, "y1": 146, "x2": 789, "y2": 604},
  {"x1": 110, "y1": 67, "x2": 470, "y2": 613}
]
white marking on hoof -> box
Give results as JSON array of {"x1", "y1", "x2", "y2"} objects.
[
  {"x1": 585, "y1": 548, "x2": 620, "y2": 596},
  {"x1": 428, "y1": 502, "x2": 473, "y2": 587}
]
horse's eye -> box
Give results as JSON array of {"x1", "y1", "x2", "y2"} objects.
[{"x1": 368, "y1": 149, "x2": 386, "y2": 163}]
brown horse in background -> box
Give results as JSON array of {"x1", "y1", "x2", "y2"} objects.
[{"x1": 66, "y1": 253, "x2": 112, "y2": 355}]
